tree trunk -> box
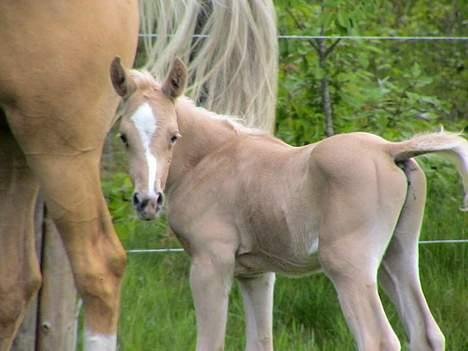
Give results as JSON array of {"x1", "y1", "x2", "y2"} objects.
[{"x1": 318, "y1": 39, "x2": 334, "y2": 137}]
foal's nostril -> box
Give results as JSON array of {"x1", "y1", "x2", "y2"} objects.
[
  {"x1": 156, "y1": 192, "x2": 164, "y2": 206},
  {"x1": 132, "y1": 192, "x2": 141, "y2": 206}
]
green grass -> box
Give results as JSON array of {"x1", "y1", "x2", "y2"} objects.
[{"x1": 100, "y1": 157, "x2": 467, "y2": 351}]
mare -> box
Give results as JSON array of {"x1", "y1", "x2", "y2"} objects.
[
  {"x1": 111, "y1": 58, "x2": 468, "y2": 351},
  {"x1": 0, "y1": 1, "x2": 139, "y2": 350},
  {"x1": 0, "y1": 2, "x2": 278, "y2": 350}
]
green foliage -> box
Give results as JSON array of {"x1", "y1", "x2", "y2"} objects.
[
  {"x1": 102, "y1": 172, "x2": 137, "y2": 242},
  {"x1": 275, "y1": 0, "x2": 467, "y2": 146}
]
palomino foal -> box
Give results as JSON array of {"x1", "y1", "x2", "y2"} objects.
[{"x1": 110, "y1": 58, "x2": 467, "y2": 351}]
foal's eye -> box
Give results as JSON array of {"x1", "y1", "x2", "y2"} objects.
[
  {"x1": 170, "y1": 132, "x2": 181, "y2": 145},
  {"x1": 119, "y1": 133, "x2": 129, "y2": 147}
]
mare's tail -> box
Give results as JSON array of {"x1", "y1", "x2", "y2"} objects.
[{"x1": 138, "y1": 0, "x2": 278, "y2": 132}]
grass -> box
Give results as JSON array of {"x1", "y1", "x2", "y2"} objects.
[{"x1": 95, "y1": 157, "x2": 467, "y2": 351}]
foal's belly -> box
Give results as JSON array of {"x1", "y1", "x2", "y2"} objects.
[
  {"x1": 235, "y1": 195, "x2": 323, "y2": 277},
  {"x1": 235, "y1": 252, "x2": 322, "y2": 277},
  {"x1": 234, "y1": 235, "x2": 322, "y2": 277}
]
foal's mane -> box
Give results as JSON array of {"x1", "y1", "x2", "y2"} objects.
[
  {"x1": 177, "y1": 97, "x2": 265, "y2": 136},
  {"x1": 120, "y1": 69, "x2": 265, "y2": 137}
]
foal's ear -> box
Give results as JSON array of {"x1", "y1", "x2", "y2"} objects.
[
  {"x1": 110, "y1": 56, "x2": 136, "y2": 99},
  {"x1": 162, "y1": 58, "x2": 187, "y2": 100}
]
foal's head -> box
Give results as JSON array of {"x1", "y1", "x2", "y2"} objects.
[{"x1": 110, "y1": 57, "x2": 187, "y2": 220}]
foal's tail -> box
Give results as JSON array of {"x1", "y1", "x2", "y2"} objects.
[{"x1": 387, "y1": 131, "x2": 468, "y2": 211}]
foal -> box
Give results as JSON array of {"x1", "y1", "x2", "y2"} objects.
[{"x1": 110, "y1": 58, "x2": 467, "y2": 351}]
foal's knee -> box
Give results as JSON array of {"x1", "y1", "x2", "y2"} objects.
[
  {"x1": 258, "y1": 336, "x2": 273, "y2": 351},
  {"x1": 426, "y1": 329, "x2": 445, "y2": 351},
  {"x1": 409, "y1": 327, "x2": 445, "y2": 351},
  {"x1": 360, "y1": 333, "x2": 400, "y2": 351},
  {"x1": 380, "y1": 335, "x2": 401, "y2": 351}
]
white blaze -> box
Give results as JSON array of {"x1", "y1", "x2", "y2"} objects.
[
  {"x1": 131, "y1": 103, "x2": 158, "y2": 196},
  {"x1": 85, "y1": 331, "x2": 116, "y2": 351}
]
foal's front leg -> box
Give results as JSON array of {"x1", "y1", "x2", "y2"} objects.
[
  {"x1": 238, "y1": 272, "x2": 276, "y2": 351},
  {"x1": 190, "y1": 245, "x2": 235, "y2": 351}
]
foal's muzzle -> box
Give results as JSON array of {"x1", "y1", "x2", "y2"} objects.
[{"x1": 132, "y1": 191, "x2": 164, "y2": 220}]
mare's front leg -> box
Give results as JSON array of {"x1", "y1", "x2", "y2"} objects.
[
  {"x1": 238, "y1": 272, "x2": 275, "y2": 351},
  {"x1": 5, "y1": 105, "x2": 126, "y2": 351},
  {"x1": 190, "y1": 235, "x2": 236, "y2": 351},
  {"x1": 28, "y1": 151, "x2": 126, "y2": 351},
  {"x1": 0, "y1": 115, "x2": 41, "y2": 351}
]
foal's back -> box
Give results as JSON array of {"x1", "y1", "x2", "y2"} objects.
[{"x1": 170, "y1": 131, "x2": 407, "y2": 276}]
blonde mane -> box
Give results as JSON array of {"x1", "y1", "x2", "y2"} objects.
[
  {"x1": 139, "y1": 0, "x2": 278, "y2": 132},
  {"x1": 177, "y1": 96, "x2": 265, "y2": 136}
]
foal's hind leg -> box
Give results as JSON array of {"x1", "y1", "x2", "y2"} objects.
[
  {"x1": 320, "y1": 240, "x2": 401, "y2": 351},
  {"x1": 380, "y1": 160, "x2": 445, "y2": 351},
  {"x1": 0, "y1": 117, "x2": 41, "y2": 350},
  {"x1": 238, "y1": 272, "x2": 275, "y2": 351},
  {"x1": 317, "y1": 166, "x2": 408, "y2": 351}
]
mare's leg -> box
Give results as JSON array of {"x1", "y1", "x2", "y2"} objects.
[
  {"x1": 380, "y1": 160, "x2": 445, "y2": 351},
  {"x1": 238, "y1": 273, "x2": 275, "y2": 351},
  {"x1": 190, "y1": 242, "x2": 236, "y2": 351},
  {"x1": 317, "y1": 161, "x2": 408, "y2": 351},
  {"x1": 5, "y1": 106, "x2": 126, "y2": 351},
  {"x1": 0, "y1": 115, "x2": 41, "y2": 351}
]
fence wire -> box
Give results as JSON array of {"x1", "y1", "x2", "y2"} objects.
[
  {"x1": 139, "y1": 34, "x2": 468, "y2": 41},
  {"x1": 127, "y1": 239, "x2": 468, "y2": 254}
]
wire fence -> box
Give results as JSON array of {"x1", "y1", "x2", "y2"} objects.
[
  {"x1": 127, "y1": 239, "x2": 468, "y2": 254},
  {"x1": 139, "y1": 34, "x2": 468, "y2": 41},
  {"x1": 132, "y1": 33, "x2": 467, "y2": 254}
]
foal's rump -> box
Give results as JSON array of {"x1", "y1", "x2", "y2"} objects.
[{"x1": 312, "y1": 131, "x2": 467, "y2": 211}]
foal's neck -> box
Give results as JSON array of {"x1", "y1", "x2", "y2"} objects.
[{"x1": 165, "y1": 98, "x2": 241, "y2": 191}]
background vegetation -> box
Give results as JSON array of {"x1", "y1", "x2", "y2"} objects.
[{"x1": 97, "y1": 0, "x2": 467, "y2": 349}]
